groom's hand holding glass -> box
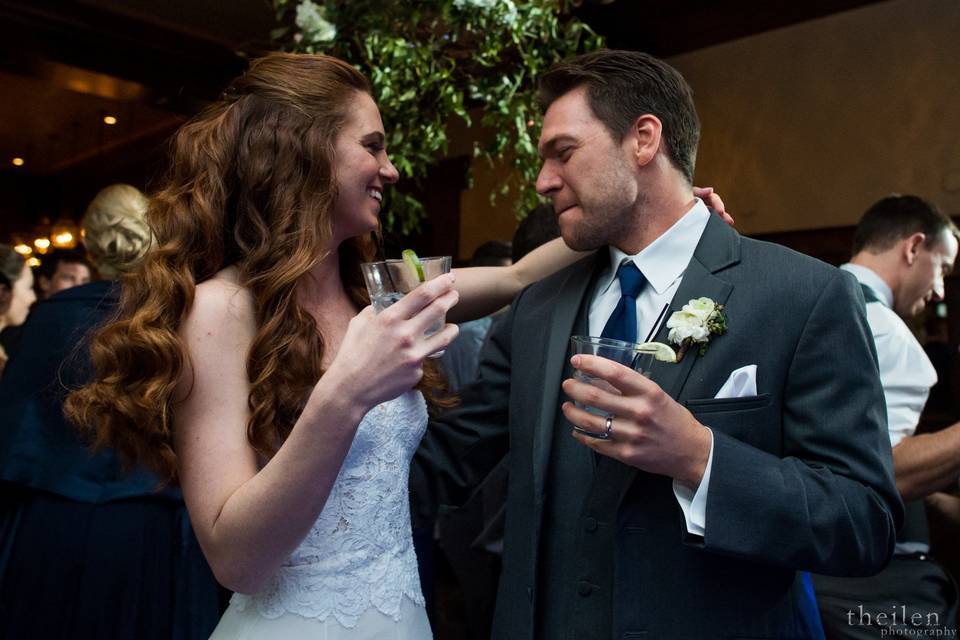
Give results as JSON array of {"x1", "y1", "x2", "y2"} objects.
[{"x1": 561, "y1": 354, "x2": 712, "y2": 490}]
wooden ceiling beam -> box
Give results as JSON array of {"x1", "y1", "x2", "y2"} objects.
[{"x1": 0, "y1": 0, "x2": 247, "y2": 111}]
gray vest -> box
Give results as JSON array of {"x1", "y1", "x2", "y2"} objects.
[
  {"x1": 535, "y1": 288, "x2": 650, "y2": 639},
  {"x1": 535, "y1": 300, "x2": 596, "y2": 640}
]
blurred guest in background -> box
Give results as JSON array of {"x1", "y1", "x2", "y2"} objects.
[
  {"x1": 35, "y1": 248, "x2": 91, "y2": 300},
  {"x1": 0, "y1": 183, "x2": 220, "y2": 640},
  {"x1": 470, "y1": 240, "x2": 513, "y2": 269},
  {"x1": 7, "y1": 247, "x2": 93, "y2": 367},
  {"x1": 511, "y1": 203, "x2": 562, "y2": 266},
  {"x1": 0, "y1": 245, "x2": 36, "y2": 375},
  {"x1": 813, "y1": 194, "x2": 960, "y2": 638}
]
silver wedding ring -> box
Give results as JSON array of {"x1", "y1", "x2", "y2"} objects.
[{"x1": 573, "y1": 414, "x2": 614, "y2": 441}]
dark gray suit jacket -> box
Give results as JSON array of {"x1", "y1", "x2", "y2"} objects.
[{"x1": 413, "y1": 214, "x2": 902, "y2": 639}]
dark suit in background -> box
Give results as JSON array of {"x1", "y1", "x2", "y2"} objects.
[{"x1": 0, "y1": 281, "x2": 220, "y2": 639}]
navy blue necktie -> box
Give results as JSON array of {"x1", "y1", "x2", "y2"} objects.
[{"x1": 600, "y1": 261, "x2": 646, "y2": 344}]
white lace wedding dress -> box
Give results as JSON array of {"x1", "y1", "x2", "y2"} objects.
[{"x1": 210, "y1": 391, "x2": 432, "y2": 639}]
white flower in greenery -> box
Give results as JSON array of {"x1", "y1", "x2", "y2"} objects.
[
  {"x1": 500, "y1": 0, "x2": 518, "y2": 25},
  {"x1": 666, "y1": 297, "x2": 727, "y2": 360},
  {"x1": 454, "y1": 0, "x2": 498, "y2": 9},
  {"x1": 296, "y1": 0, "x2": 336, "y2": 43},
  {"x1": 454, "y1": 0, "x2": 518, "y2": 25}
]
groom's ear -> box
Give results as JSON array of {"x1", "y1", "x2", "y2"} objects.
[
  {"x1": 629, "y1": 114, "x2": 662, "y2": 170},
  {"x1": 902, "y1": 232, "x2": 927, "y2": 266}
]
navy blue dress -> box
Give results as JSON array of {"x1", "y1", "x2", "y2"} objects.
[{"x1": 0, "y1": 281, "x2": 220, "y2": 639}]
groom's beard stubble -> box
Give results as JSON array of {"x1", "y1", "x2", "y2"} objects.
[{"x1": 560, "y1": 145, "x2": 644, "y2": 252}]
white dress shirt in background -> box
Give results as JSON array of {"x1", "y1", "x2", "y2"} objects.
[
  {"x1": 840, "y1": 263, "x2": 937, "y2": 448},
  {"x1": 841, "y1": 262, "x2": 937, "y2": 553}
]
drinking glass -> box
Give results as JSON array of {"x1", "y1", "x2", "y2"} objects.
[
  {"x1": 361, "y1": 256, "x2": 453, "y2": 357},
  {"x1": 568, "y1": 336, "x2": 658, "y2": 436}
]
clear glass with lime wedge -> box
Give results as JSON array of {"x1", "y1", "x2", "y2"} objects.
[
  {"x1": 568, "y1": 336, "x2": 676, "y2": 428},
  {"x1": 360, "y1": 251, "x2": 453, "y2": 357}
]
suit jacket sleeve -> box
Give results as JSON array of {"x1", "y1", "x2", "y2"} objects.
[
  {"x1": 700, "y1": 269, "x2": 902, "y2": 576},
  {"x1": 410, "y1": 291, "x2": 516, "y2": 527}
]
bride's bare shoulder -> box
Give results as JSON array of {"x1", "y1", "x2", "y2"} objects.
[
  {"x1": 191, "y1": 266, "x2": 254, "y2": 320},
  {"x1": 185, "y1": 266, "x2": 256, "y2": 342}
]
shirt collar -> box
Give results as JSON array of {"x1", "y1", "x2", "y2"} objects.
[
  {"x1": 597, "y1": 198, "x2": 711, "y2": 296},
  {"x1": 840, "y1": 263, "x2": 895, "y2": 308}
]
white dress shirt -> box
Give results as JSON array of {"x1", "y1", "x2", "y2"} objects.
[
  {"x1": 840, "y1": 264, "x2": 937, "y2": 448},
  {"x1": 587, "y1": 199, "x2": 713, "y2": 535},
  {"x1": 841, "y1": 263, "x2": 937, "y2": 553}
]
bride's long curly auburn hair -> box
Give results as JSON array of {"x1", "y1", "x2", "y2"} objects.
[{"x1": 65, "y1": 53, "x2": 449, "y2": 485}]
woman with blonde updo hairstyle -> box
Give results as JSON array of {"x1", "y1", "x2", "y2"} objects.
[
  {"x1": 81, "y1": 183, "x2": 152, "y2": 278},
  {"x1": 0, "y1": 183, "x2": 220, "y2": 639},
  {"x1": 62, "y1": 52, "x2": 587, "y2": 639}
]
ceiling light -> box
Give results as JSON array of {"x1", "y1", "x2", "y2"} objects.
[
  {"x1": 13, "y1": 244, "x2": 32, "y2": 255},
  {"x1": 53, "y1": 231, "x2": 75, "y2": 247},
  {"x1": 51, "y1": 220, "x2": 79, "y2": 249},
  {"x1": 27, "y1": 257, "x2": 41, "y2": 268},
  {"x1": 103, "y1": 115, "x2": 117, "y2": 125},
  {"x1": 12, "y1": 157, "x2": 24, "y2": 166}
]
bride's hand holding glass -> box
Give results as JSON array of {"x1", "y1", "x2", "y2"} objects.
[{"x1": 325, "y1": 273, "x2": 459, "y2": 411}]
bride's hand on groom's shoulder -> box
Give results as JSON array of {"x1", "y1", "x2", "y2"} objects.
[
  {"x1": 693, "y1": 186, "x2": 734, "y2": 226},
  {"x1": 326, "y1": 274, "x2": 460, "y2": 410}
]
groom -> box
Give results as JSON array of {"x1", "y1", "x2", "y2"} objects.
[{"x1": 413, "y1": 50, "x2": 902, "y2": 639}]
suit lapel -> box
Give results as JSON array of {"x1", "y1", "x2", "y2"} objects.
[
  {"x1": 647, "y1": 214, "x2": 739, "y2": 401},
  {"x1": 532, "y1": 252, "x2": 605, "y2": 503}
]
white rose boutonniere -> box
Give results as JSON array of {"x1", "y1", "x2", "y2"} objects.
[{"x1": 666, "y1": 297, "x2": 727, "y2": 361}]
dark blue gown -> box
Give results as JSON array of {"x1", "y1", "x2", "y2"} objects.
[{"x1": 0, "y1": 280, "x2": 220, "y2": 639}]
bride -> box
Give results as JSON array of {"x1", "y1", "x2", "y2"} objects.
[{"x1": 67, "y1": 52, "x2": 726, "y2": 639}]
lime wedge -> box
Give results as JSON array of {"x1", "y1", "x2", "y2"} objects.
[
  {"x1": 402, "y1": 249, "x2": 425, "y2": 283},
  {"x1": 637, "y1": 341, "x2": 677, "y2": 363}
]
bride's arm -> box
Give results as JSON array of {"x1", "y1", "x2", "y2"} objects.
[
  {"x1": 175, "y1": 275, "x2": 458, "y2": 594},
  {"x1": 447, "y1": 237, "x2": 589, "y2": 323},
  {"x1": 446, "y1": 186, "x2": 732, "y2": 323}
]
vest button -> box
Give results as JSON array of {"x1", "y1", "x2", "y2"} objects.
[
  {"x1": 578, "y1": 580, "x2": 593, "y2": 596},
  {"x1": 584, "y1": 517, "x2": 598, "y2": 532}
]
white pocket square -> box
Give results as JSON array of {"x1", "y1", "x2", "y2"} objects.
[{"x1": 714, "y1": 364, "x2": 757, "y2": 399}]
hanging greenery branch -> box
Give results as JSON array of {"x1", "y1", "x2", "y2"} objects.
[{"x1": 272, "y1": 0, "x2": 603, "y2": 234}]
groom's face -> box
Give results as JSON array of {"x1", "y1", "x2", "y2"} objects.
[{"x1": 536, "y1": 86, "x2": 640, "y2": 251}]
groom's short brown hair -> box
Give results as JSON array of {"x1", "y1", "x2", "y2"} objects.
[{"x1": 539, "y1": 49, "x2": 700, "y2": 184}]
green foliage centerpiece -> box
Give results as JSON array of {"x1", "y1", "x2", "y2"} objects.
[{"x1": 272, "y1": 0, "x2": 603, "y2": 234}]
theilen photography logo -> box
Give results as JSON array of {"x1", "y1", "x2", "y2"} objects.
[{"x1": 847, "y1": 605, "x2": 957, "y2": 637}]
